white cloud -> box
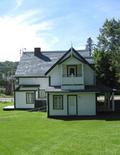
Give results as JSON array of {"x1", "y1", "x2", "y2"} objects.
[{"x1": 0, "y1": 10, "x2": 55, "y2": 61}]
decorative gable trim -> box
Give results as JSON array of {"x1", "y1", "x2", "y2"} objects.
[
  {"x1": 45, "y1": 48, "x2": 71, "y2": 75},
  {"x1": 45, "y1": 47, "x2": 94, "y2": 75},
  {"x1": 72, "y1": 48, "x2": 94, "y2": 70}
]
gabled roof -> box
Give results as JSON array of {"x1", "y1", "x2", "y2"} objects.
[
  {"x1": 57, "y1": 47, "x2": 86, "y2": 64},
  {"x1": 15, "y1": 48, "x2": 93, "y2": 77},
  {"x1": 15, "y1": 51, "x2": 64, "y2": 77},
  {"x1": 45, "y1": 47, "x2": 94, "y2": 75}
]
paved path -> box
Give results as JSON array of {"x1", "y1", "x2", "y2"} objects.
[{"x1": 3, "y1": 105, "x2": 15, "y2": 110}]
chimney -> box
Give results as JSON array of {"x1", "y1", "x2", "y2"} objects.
[
  {"x1": 34, "y1": 47, "x2": 51, "y2": 61},
  {"x1": 34, "y1": 47, "x2": 41, "y2": 58}
]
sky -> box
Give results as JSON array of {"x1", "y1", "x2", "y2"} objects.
[{"x1": 0, "y1": 0, "x2": 120, "y2": 61}]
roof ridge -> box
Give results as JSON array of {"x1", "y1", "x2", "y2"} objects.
[{"x1": 23, "y1": 49, "x2": 87, "y2": 54}]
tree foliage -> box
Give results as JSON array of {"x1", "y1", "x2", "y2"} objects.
[
  {"x1": 94, "y1": 49, "x2": 117, "y2": 88},
  {"x1": 94, "y1": 18, "x2": 120, "y2": 88},
  {"x1": 86, "y1": 37, "x2": 93, "y2": 56},
  {"x1": 0, "y1": 61, "x2": 18, "y2": 94}
]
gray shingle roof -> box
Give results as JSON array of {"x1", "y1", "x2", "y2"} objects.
[{"x1": 15, "y1": 49, "x2": 93, "y2": 77}]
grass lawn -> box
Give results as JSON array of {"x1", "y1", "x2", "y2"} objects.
[{"x1": 0, "y1": 103, "x2": 120, "y2": 155}]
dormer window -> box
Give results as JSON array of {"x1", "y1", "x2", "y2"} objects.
[{"x1": 67, "y1": 65, "x2": 77, "y2": 77}]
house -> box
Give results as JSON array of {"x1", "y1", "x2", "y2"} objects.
[{"x1": 14, "y1": 46, "x2": 114, "y2": 116}]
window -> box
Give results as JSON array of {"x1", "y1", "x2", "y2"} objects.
[
  {"x1": 53, "y1": 95, "x2": 63, "y2": 110},
  {"x1": 15, "y1": 78, "x2": 19, "y2": 84},
  {"x1": 38, "y1": 89, "x2": 46, "y2": 98},
  {"x1": 67, "y1": 65, "x2": 77, "y2": 76},
  {"x1": 26, "y1": 92, "x2": 35, "y2": 104}
]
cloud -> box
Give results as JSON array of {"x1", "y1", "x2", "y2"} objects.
[{"x1": 0, "y1": 10, "x2": 55, "y2": 61}]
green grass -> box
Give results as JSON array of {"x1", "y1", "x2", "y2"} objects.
[{"x1": 0, "y1": 103, "x2": 120, "y2": 155}]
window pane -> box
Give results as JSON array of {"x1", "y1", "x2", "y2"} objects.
[
  {"x1": 38, "y1": 89, "x2": 46, "y2": 98},
  {"x1": 67, "y1": 65, "x2": 77, "y2": 76},
  {"x1": 26, "y1": 92, "x2": 35, "y2": 104},
  {"x1": 53, "y1": 95, "x2": 63, "y2": 110},
  {"x1": 70, "y1": 68, "x2": 75, "y2": 75}
]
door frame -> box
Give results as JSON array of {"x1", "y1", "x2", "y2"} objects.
[{"x1": 67, "y1": 95, "x2": 78, "y2": 115}]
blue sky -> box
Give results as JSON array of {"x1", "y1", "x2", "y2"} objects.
[{"x1": 0, "y1": 0, "x2": 120, "y2": 61}]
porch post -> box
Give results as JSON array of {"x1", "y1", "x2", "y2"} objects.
[
  {"x1": 112, "y1": 92, "x2": 115, "y2": 112},
  {"x1": 107, "y1": 92, "x2": 110, "y2": 110}
]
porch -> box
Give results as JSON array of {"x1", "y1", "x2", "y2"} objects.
[
  {"x1": 97, "y1": 93, "x2": 120, "y2": 112},
  {"x1": 62, "y1": 74, "x2": 84, "y2": 85}
]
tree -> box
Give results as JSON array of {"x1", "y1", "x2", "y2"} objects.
[
  {"x1": 94, "y1": 49, "x2": 117, "y2": 88},
  {"x1": 97, "y1": 18, "x2": 120, "y2": 68},
  {"x1": 94, "y1": 18, "x2": 120, "y2": 88},
  {"x1": 86, "y1": 37, "x2": 93, "y2": 56},
  {"x1": 0, "y1": 61, "x2": 18, "y2": 95},
  {"x1": 98, "y1": 19, "x2": 120, "y2": 52}
]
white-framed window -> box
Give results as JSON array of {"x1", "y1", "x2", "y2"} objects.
[
  {"x1": 26, "y1": 92, "x2": 35, "y2": 104},
  {"x1": 67, "y1": 65, "x2": 77, "y2": 76},
  {"x1": 15, "y1": 78, "x2": 19, "y2": 84},
  {"x1": 38, "y1": 89, "x2": 46, "y2": 98},
  {"x1": 66, "y1": 64, "x2": 82, "y2": 77},
  {"x1": 53, "y1": 95, "x2": 63, "y2": 110}
]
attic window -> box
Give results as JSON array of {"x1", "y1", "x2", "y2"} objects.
[{"x1": 67, "y1": 65, "x2": 77, "y2": 77}]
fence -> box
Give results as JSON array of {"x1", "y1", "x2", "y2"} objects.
[{"x1": 0, "y1": 98, "x2": 14, "y2": 102}]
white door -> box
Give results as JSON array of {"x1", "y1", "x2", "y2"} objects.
[{"x1": 68, "y1": 95, "x2": 77, "y2": 115}]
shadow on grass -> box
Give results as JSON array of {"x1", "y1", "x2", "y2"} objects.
[
  {"x1": 48, "y1": 112, "x2": 120, "y2": 121},
  {"x1": 28, "y1": 110, "x2": 46, "y2": 113}
]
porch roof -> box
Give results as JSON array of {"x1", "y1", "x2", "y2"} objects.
[
  {"x1": 15, "y1": 84, "x2": 40, "y2": 91},
  {"x1": 46, "y1": 84, "x2": 113, "y2": 93}
]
